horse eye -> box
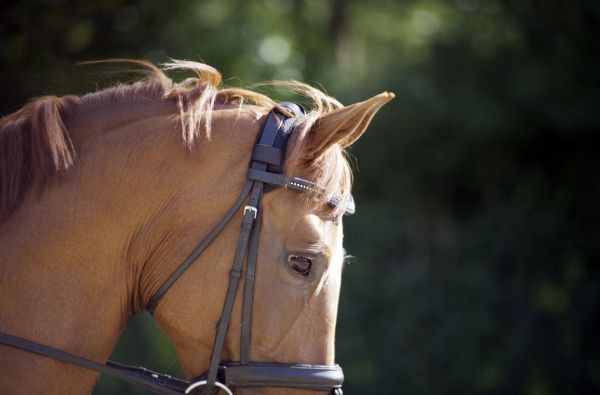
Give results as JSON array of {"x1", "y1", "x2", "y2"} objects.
[{"x1": 287, "y1": 255, "x2": 312, "y2": 276}]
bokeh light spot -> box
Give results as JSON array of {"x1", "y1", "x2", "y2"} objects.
[
  {"x1": 412, "y1": 9, "x2": 441, "y2": 36},
  {"x1": 258, "y1": 35, "x2": 291, "y2": 65},
  {"x1": 66, "y1": 21, "x2": 94, "y2": 52}
]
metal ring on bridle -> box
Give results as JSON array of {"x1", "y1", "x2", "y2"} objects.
[{"x1": 185, "y1": 379, "x2": 234, "y2": 395}]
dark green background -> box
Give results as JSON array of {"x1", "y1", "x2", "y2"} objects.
[{"x1": 2, "y1": 1, "x2": 598, "y2": 394}]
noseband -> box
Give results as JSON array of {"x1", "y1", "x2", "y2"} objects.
[{"x1": 0, "y1": 103, "x2": 350, "y2": 394}]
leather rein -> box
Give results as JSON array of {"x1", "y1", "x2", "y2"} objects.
[{"x1": 0, "y1": 103, "x2": 350, "y2": 395}]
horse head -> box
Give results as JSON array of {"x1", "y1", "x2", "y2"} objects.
[{"x1": 0, "y1": 60, "x2": 393, "y2": 395}]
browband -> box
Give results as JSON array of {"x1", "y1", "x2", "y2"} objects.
[{"x1": 247, "y1": 169, "x2": 355, "y2": 215}]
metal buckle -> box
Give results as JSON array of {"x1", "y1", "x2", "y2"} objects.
[
  {"x1": 185, "y1": 379, "x2": 233, "y2": 395},
  {"x1": 243, "y1": 205, "x2": 258, "y2": 219}
]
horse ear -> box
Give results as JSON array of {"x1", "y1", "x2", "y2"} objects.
[{"x1": 302, "y1": 92, "x2": 394, "y2": 161}]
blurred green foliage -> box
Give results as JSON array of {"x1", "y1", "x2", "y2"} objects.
[{"x1": 1, "y1": 0, "x2": 598, "y2": 394}]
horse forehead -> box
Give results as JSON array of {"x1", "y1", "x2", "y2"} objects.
[{"x1": 265, "y1": 193, "x2": 342, "y2": 245}]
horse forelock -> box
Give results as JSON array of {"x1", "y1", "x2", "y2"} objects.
[{"x1": 0, "y1": 59, "x2": 352, "y2": 222}]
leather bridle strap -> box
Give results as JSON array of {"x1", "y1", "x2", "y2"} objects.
[
  {"x1": 246, "y1": 169, "x2": 355, "y2": 215},
  {"x1": 0, "y1": 332, "x2": 189, "y2": 395},
  {"x1": 202, "y1": 104, "x2": 288, "y2": 392},
  {"x1": 240, "y1": 189, "x2": 261, "y2": 364},
  {"x1": 217, "y1": 363, "x2": 344, "y2": 391},
  {"x1": 203, "y1": 180, "x2": 263, "y2": 392}
]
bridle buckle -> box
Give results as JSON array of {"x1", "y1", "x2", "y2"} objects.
[{"x1": 243, "y1": 205, "x2": 258, "y2": 219}]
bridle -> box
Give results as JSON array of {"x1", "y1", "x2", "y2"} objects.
[{"x1": 0, "y1": 103, "x2": 352, "y2": 394}]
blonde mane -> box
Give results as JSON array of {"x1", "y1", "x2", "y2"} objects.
[{"x1": 0, "y1": 59, "x2": 352, "y2": 221}]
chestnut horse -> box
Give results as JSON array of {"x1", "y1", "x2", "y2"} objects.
[{"x1": 0, "y1": 60, "x2": 393, "y2": 395}]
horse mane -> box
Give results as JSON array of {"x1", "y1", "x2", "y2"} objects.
[{"x1": 0, "y1": 59, "x2": 351, "y2": 222}]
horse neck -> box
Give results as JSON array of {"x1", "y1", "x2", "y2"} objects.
[{"x1": 0, "y1": 99, "x2": 264, "y2": 393}]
